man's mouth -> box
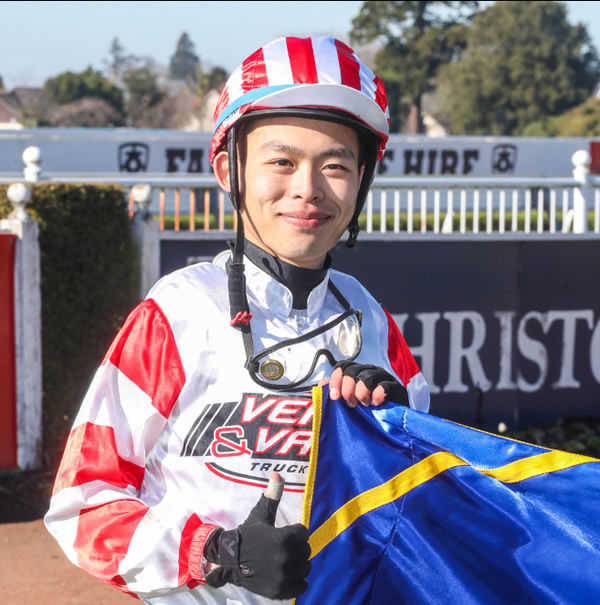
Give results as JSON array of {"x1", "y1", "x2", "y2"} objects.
[{"x1": 279, "y1": 211, "x2": 332, "y2": 228}]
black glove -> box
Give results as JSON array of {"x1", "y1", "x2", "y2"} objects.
[
  {"x1": 334, "y1": 360, "x2": 409, "y2": 405},
  {"x1": 204, "y1": 475, "x2": 311, "y2": 599}
]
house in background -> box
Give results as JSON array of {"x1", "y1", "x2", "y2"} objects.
[{"x1": 0, "y1": 88, "x2": 43, "y2": 129}]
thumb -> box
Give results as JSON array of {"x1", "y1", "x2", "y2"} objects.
[{"x1": 242, "y1": 472, "x2": 284, "y2": 526}]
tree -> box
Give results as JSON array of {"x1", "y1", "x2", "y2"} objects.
[
  {"x1": 43, "y1": 68, "x2": 125, "y2": 114},
  {"x1": 122, "y1": 64, "x2": 167, "y2": 127},
  {"x1": 350, "y1": 1, "x2": 480, "y2": 133},
  {"x1": 197, "y1": 66, "x2": 228, "y2": 97},
  {"x1": 104, "y1": 37, "x2": 137, "y2": 83},
  {"x1": 46, "y1": 97, "x2": 125, "y2": 127},
  {"x1": 169, "y1": 32, "x2": 200, "y2": 81},
  {"x1": 524, "y1": 98, "x2": 600, "y2": 137},
  {"x1": 436, "y1": 1, "x2": 600, "y2": 135}
]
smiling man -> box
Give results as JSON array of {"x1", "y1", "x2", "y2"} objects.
[{"x1": 45, "y1": 37, "x2": 429, "y2": 604}]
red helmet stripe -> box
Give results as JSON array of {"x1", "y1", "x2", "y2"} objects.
[
  {"x1": 213, "y1": 86, "x2": 230, "y2": 125},
  {"x1": 334, "y1": 39, "x2": 361, "y2": 91},
  {"x1": 209, "y1": 36, "x2": 390, "y2": 164},
  {"x1": 286, "y1": 37, "x2": 319, "y2": 84},
  {"x1": 374, "y1": 75, "x2": 388, "y2": 122},
  {"x1": 240, "y1": 47, "x2": 268, "y2": 92}
]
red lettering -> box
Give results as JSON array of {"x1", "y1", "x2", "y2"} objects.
[
  {"x1": 297, "y1": 405, "x2": 314, "y2": 426},
  {"x1": 276, "y1": 430, "x2": 312, "y2": 456},
  {"x1": 255, "y1": 427, "x2": 292, "y2": 454},
  {"x1": 241, "y1": 395, "x2": 278, "y2": 423},
  {"x1": 211, "y1": 426, "x2": 252, "y2": 458},
  {"x1": 267, "y1": 400, "x2": 311, "y2": 425}
]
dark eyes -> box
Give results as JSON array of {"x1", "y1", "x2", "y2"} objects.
[
  {"x1": 267, "y1": 159, "x2": 349, "y2": 172},
  {"x1": 324, "y1": 163, "x2": 348, "y2": 171}
]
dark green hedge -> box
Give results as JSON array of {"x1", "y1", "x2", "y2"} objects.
[{"x1": 0, "y1": 184, "x2": 139, "y2": 468}]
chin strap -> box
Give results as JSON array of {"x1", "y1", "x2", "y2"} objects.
[
  {"x1": 227, "y1": 125, "x2": 253, "y2": 330},
  {"x1": 345, "y1": 137, "x2": 378, "y2": 249}
]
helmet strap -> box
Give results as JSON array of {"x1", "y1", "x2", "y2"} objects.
[
  {"x1": 346, "y1": 148, "x2": 377, "y2": 248},
  {"x1": 226, "y1": 126, "x2": 252, "y2": 331}
]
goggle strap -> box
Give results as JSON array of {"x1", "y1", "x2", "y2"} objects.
[{"x1": 327, "y1": 279, "x2": 351, "y2": 311}]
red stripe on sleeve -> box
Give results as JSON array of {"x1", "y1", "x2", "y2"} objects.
[
  {"x1": 53, "y1": 423, "x2": 145, "y2": 496},
  {"x1": 74, "y1": 500, "x2": 148, "y2": 596},
  {"x1": 286, "y1": 37, "x2": 319, "y2": 83},
  {"x1": 334, "y1": 39, "x2": 361, "y2": 90},
  {"x1": 179, "y1": 515, "x2": 221, "y2": 587},
  {"x1": 240, "y1": 47, "x2": 268, "y2": 92},
  {"x1": 103, "y1": 299, "x2": 185, "y2": 418},
  {"x1": 383, "y1": 307, "x2": 421, "y2": 386}
]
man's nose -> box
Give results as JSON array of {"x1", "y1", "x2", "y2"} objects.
[{"x1": 290, "y1": 163, "x2": 325, "y2": 202}]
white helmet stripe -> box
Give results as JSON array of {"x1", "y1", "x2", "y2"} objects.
[
  {"x1": 225, "y1": 65, "x2": 244, "y2": 103},
  {"x1": 312, "y1": 36, "x2": 342, "y2": 85},
  {"x1": 210, "y1": 36, "x2": 390, "y2": 163},
  {"x1": 263, "y1": 37, "x2": 293, "y2": 85}
]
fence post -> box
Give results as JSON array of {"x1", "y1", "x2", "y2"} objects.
[
  {"x1": 131, "y1": 184, "x2": 160, "y2": 299},
  {"x1": 23, "y1": 146, "x2": 42, "y2": 182},
  {"x1": 0, "y1": 183, "x2": 42, "y2": 470},
  {"x1": 572, "y1": 150, "x2": 591, "y2": 234}
]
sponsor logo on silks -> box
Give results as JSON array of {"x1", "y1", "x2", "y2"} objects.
[
  {"x1": 181, "y1": 393, "x2": 313, "y2": 493},
  {"x1": 118, "y1": 142, "x2": 150, "y2": 172}
]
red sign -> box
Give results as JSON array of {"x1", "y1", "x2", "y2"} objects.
[
  {"x1": 0, "y1": 234, "x2": 17, "y2": 469},
  {"x1": 590, "y1": 141, "x2": 600, "y2": 175}
]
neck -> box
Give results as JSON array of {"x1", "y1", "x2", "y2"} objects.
[{"x1": 244, "y1": 239, "x2": 329, "y2": 310}]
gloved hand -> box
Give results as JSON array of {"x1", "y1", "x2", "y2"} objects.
[
  {"x1": 330, "y1": 360, "x2": 409, "y2": 407},
  {"x1": 204, "y1": 473, "x2": 311, "y2": 599}
]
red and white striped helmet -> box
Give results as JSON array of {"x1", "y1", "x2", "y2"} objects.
[{"x1": 209, "y1": 36, "x2": 390, "y2": 164}]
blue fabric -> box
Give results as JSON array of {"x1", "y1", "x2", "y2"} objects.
[{"x1": 298, "y1": 386, "x2": 600, "y2": 605}]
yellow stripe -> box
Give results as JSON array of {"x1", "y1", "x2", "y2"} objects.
[
  {"x1": 479, "y1": 450, "x2": 598, "y2": 483},
  {"x1": 308, "y1": 437, "x2": 598, "y2": 560},
  {"x1": 309, "y1": 451, "x2": 467, "y2": 558},
  {"x1": 302, "y1": 386, "x2": 323, "y2": 528},
  {"x1": 294, "y1": 386, "x2": 324, "y2": 605}
]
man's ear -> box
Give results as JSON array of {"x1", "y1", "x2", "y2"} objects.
[{"x1": 213, "y1": 150, "x2": 231, "y2": 192}]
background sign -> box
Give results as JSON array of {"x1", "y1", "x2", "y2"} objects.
[
  {"x1": 160, "y1": 236, "x2": 600, "y2": 430},
  {"x1": 1, "y1": 128, "x2": 598, "y2": 176}
]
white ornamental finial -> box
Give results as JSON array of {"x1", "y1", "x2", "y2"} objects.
[
  {"x1": 22, "y1": 146, "x2": 42, "y2": 182},
  {"x1": 7, "y1": 183, "x2": 32, "y2": 222},
  {"x1": 131, "y1": 184, "x2": 153, "y2": 216},
  {"x1": 572, "y1": 149, "x2": 591, "y2": 183}
]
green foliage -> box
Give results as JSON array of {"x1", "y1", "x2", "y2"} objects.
[
  {"x1": 437, "y1": 1, "x2": 600, "y2": 135},
  {"x1": 521, "y1": 116, "x2": 560, "y2": 137},
  {"x1": 0, "y1": 184, "x2": 139, "y2": 468},
  {"x1": 350, "y1": 1, "x2": 480, "y2": 132},
  {"x1": 43, "y1": 67, "x2": 125, "y2": 114},
  {"x1": 169, "y1": 32, "x2": 200, "y2": 81},
  {"x1": 122, "y1": 65, "x2": 166, "y2": 126},
  {"x1": 196, "y1": 66, "x2": 228, "y2": 97},
  {"x1": 123, "y1": 65, "x2": 164, "y2": 106},
  {"x1": 526, "y1": 98, "x2": 600, "y2": 137},
  {"x1": 502, "y1": 417, "x2": 600, "y2": 458}
]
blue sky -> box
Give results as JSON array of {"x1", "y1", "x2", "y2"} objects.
[{"x1": 2, "y1": 1, "x2": 599, "y2": 90}]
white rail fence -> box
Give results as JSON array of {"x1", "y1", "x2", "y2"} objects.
[{"x1": 2, "y1": 146, "x2": 600, "y2": 236}]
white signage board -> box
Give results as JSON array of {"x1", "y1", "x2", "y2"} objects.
[{"x1": 1, "y1": 128, "x2": 598, "y2": 177}]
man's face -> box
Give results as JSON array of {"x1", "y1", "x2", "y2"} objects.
[{"x1": 232, "y1": 116, "x2": 362, "y2": 269}]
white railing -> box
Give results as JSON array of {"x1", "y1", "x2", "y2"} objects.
[
  {"x1": 2, "y1": 146, "x2": 599, "y2": 236},
  {"x1": 367, "y1": 175, "x2": 600, "y2": 235}
]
